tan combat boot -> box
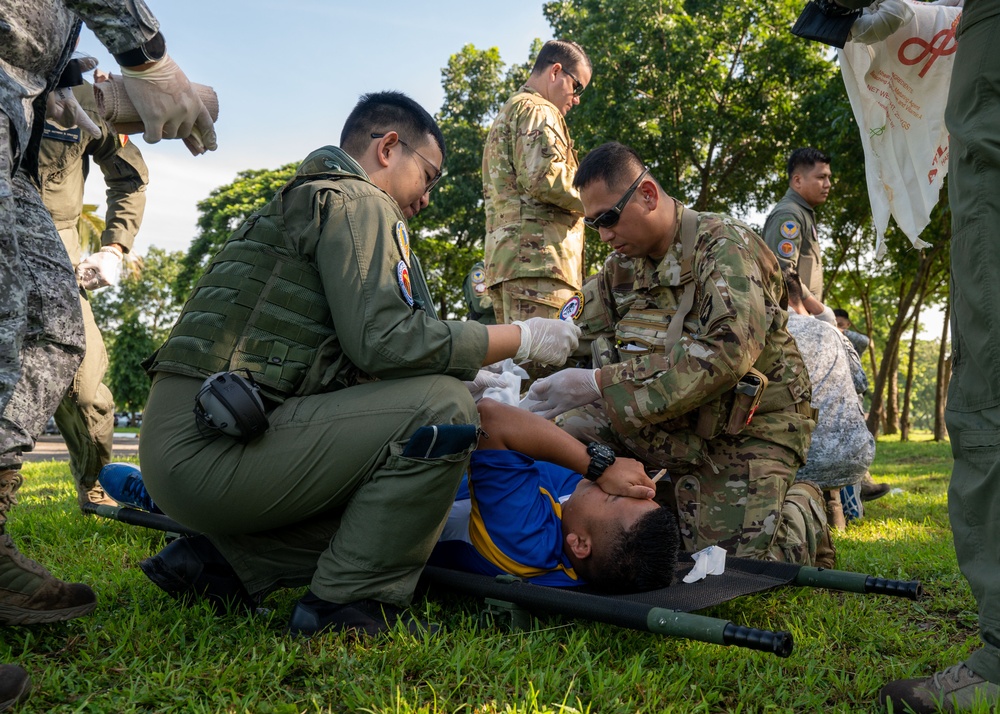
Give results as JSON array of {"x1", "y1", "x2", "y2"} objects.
[
  {"x1": 75, "y1": 479, "x2": 117, "y2": 511},
  {"x1": 0, "y1": 469, "x2": 97, "y2": 625}
]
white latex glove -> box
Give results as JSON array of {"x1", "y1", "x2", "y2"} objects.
[
  {"x1": 512, "y1": 317, "x2": 581, "y2": 366},
  {"x1": 76, "y1": 245, "x2": 123, "y2": 290},
  {"x1": 45, "y1": 87, "x2": 101, "y2": 138},
  {"x1": 120, "y1": 54, "x2": 218, "y2": 155},
  {"x1": 524, "y1": 368, "x2": 601, "y2": 420},
  {"x1": 463, "y1": 369, "x2": 510, "y2": 402},
  {"x1": 850, "y1": 0, "x2": 915, "y2": 44}
]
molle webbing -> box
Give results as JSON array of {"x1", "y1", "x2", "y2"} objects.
[{"x1": 151, "y1": 195, "x2": 335, "y2": 400}]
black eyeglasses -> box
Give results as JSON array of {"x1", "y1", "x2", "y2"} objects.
[
  {"x1": 584, "y1": 168, "x2": 649, "y2": 230},
  {"x1": 370, "y1": 132, "x2": 443, "y2": 193},
  {"x1": 563, "y1": 67, "x2": 585, "y2": 97}
]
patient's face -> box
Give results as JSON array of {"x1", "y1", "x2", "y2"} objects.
[{"x1": 563, "y1": 478, "x2": 660, "y2": 545}]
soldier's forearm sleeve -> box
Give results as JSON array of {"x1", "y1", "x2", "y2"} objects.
[{"x1": 65, "y1": 0, "x2": 160, "y2": 55}]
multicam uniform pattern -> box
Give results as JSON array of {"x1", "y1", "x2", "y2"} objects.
[
  {"x1": 558, "y1": 202, "x2": 829, "y2": 564},
  {"x1": 482, "y1": 85, "x2": 585, "y2": 322}
]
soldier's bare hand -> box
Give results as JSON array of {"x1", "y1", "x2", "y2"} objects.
[{"x1": 596, "y1": 458, "x2": 655, "y2": 500}]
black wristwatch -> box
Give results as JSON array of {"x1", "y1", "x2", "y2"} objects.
[{"x1": 585, "y1": 442, "x2": 616, "y2": 482}]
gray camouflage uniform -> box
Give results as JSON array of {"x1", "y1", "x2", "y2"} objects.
[{"x1": 0, "y1": 0, "x2": 158, "y2": 475}]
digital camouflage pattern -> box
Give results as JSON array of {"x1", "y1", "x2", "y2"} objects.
[
  {"x1": 1, "y1": 0, "x2": 159, "y2": 469},
  {"x1": 559, "y1": 202, "x2": 826, "y2": 565},
  {"x1": 762, "y1": 187, "x2": 824, "y2": 298},
  {"x1": 0, "y1": 0, "x2": 160, "y2": 178},
  {"x1": 786, "y1": 312, "x2": 875, "y2": 489},
  {"x1": 0, "y1": 170, "x2": 85, "y2": 469},
  {"x1": 482, "y1": 84, "x2": 585, "y2": 311}
]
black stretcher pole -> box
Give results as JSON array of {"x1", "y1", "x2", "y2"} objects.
[
  {"x1": 81, "y1": 502, "x2": 201, "y2": 537},
  {"x1": 423, "y1": 566, "x2": 794, "y2": 657},
  {"x1": 794, "y1": 566, "x2": 923, "y2": 600}
]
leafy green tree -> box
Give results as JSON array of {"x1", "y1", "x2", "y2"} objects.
[
  {"x1": 410, "y1": 43, "x2": 537, "y2": 317},
  {"x1": 174, "y1": 164, "x2": 297, "y2": 302},
  {"x1": 77, "y1": 203, "x2": 104, "y2": 256},
  {"x1": 92, "y1": 246, "x2": 185, "y2": 411},
  {"x1": 545, "y1": 0, "x2": 833, "y2": 216}
]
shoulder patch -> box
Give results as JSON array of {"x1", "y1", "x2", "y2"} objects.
[
  {"x1": 559, "y1": 293, "x2": 584, "y2": 321},
  {"x1": 470, "y1": 267, "x2": 486, "y2": 285},
  {"x1": 778, "y1": 239, "x2": 797, "y2": 258},
  {"x1": 779, "y1": 221, "x2": 800, "y2": 240},
  {"x1": 393, "y1": 221, "x2": 410, "y2": 265},
  {"x1": 396, "y1": 261, "x2": 414, "y2": 307}
]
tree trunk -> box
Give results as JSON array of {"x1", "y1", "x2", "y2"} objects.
[
  {"x1": 934, "y1": 295, "x2": 952, "y2": 441},
  {"x1": 900, "y1": 299, "x2": 923, "y2": 441},
  {"x1": 867, "y1": 245, "x2": 944, "y2": 436},
  {"x1": 885, "y1": 346, "x2": 901, "y2": 435}
]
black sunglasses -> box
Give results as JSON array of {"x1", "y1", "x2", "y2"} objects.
[
  {"x1": 370, "y1": 132, "x2": 443, "y2": 193},
  {"x1": 563, "y1": 67, "x2": 585, "y2": 97},
  {"x1": 583, "y1": 168, "x2": 649, "y2": 230}
]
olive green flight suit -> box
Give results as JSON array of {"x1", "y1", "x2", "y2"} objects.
[
  {"x1": 762, "y1": 187, "x2": 824, "y2": 299},
  {"x1": 942, "y1": 0, "x2": 1000, "y2": 684},
  {"x1": 141, "y1": 147, "x2": 489, "y2": 607}
]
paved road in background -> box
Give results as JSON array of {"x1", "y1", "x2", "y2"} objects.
[{"x1": 25, "y1": 434, "x2": 140, "y2": 462}]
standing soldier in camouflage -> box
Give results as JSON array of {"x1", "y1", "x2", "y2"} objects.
[
  {"x1": 482, "y1": 40, "x2": 591, "y2": 324},
  {"x1": 762, "y1": 147, "x2": 832, "y2": 302},
  {"x1": 525, "y1": 142, "x2": 834, "y2": 567},
  {"x1": 1, "y1": 1, "x2": 216, "y2": 705},
  {"x1": 39, "y1": 76, "x2": 149, "y2": 511}
]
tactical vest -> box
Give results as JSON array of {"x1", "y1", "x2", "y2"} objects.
[
  {"x1": 150, "y1": 175, "x2": 345, "y2": 402},
  {"x1": 591, "y1": 208, "x2": 812, "y2": 469}
]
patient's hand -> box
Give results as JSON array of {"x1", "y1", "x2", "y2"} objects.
[{"x1": 596, "y1": 458, "x2": 655, "y2": 500}]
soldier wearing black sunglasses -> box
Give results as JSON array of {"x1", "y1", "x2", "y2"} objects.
[
  {"x1": 526, "y1": 140, "x2": 834, "y2": 572},
  {"x1": 482, "y1": 40, "x2": 593, "y2": 330}
]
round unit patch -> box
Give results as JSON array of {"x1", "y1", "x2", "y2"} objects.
[
  {"x1": 394, "y1": 221, "x2": 411, "y2": 265},
  {"x1": 396, "y1": 261, "x2": 414, "y2": 306},
  {"x1": 778, "y1": 239, "x2": 797, "y2": 258},
  {"x1": 473, "y1": 282, "x2": 487, "y2": 294},
  {"x1": 559, "y1": 293, "x2": 584, "y2": 321},
  {"x1": 779, "y1": 221, "x2": 800, "y2": 240},
  {"x1": 470, "y1": 267, "x2": 486, "y2": 285}
]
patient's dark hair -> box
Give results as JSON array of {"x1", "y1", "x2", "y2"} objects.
[
  {"x1": 584, "y1": 506, "x2": 680, "y2": 593},
  {"x1": 783, "y1": 266, "x2": 804, "y2": 307}
]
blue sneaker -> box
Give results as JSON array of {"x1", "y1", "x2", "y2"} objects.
[{"x1": 97, "y1": 463, "x2": 161, "y2": 513}]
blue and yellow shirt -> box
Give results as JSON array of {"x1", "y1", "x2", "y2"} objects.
[{"x1": 430, "y1": 450, "x2": 582, "y2": 586}]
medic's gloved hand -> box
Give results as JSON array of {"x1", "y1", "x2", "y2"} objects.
[
  {"x1": 45, "y1": 87, "x2": 101, "y2": 138},
  {"x1": 512, "y1": 317, "x2": 581, "y2": 366},
  {"x1": 524, "y1": 367, "x2": 601, "y2": 420},
  {"x1": 120, "y1": 54, "x2": 218, "y2": 155},
  {"x1": 76, "y1": 245, "x2": 123, "y2": 290},
  {"x1": 463, "y1": 369, "x2": 509, "y2": 402},
  {"x1": 850, "y1": 0, "x2": 914, "y2": 43}
]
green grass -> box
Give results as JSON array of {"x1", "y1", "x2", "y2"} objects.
[{"x1": 1, "y1": 437, "x2": 989, "y2": 713}]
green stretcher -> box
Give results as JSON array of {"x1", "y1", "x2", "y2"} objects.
[{"x1": 83, "y1": 502, "x2": 923, "y2": 658}]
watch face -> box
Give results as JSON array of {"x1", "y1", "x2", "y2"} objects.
[{"x1": 587, "y1": 442, "x2": 615, "y2": 462}]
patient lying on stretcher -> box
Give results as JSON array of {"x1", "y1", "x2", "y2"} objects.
[{"x1": 429, "y1": 399, "x2": 679, "y2": 593}]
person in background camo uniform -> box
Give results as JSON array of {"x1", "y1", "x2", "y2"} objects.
[
  {"x1": 0, "y1": 1, "x2": 216, "y2": 706},
  {"x1": 525, "y1": 141, "x2": 834, "y2": 568},
  {"x1": 482, "y1": 40, "x2": 590, "y2": 324},
  {"x1": 38, "y1": 77, "x2": 149, "y2": 511}
]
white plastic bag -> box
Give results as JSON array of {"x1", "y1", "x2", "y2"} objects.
[{"x1": 839, "y1": 1, "x2": 962, "y2": 257}]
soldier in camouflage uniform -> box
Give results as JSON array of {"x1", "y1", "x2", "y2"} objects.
[
  {"x1": 39, "y1": 78, "x2": 149, "y2": 511},
  {"x1": 0, "y1": 2, "x2": 216, "y2": 702},
  {"x1": 482, "y1": 40, "x2": 590, "y2": 324},
  {"x1": 526, "y1": 141, "x2": 833, "y2": 567}
]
